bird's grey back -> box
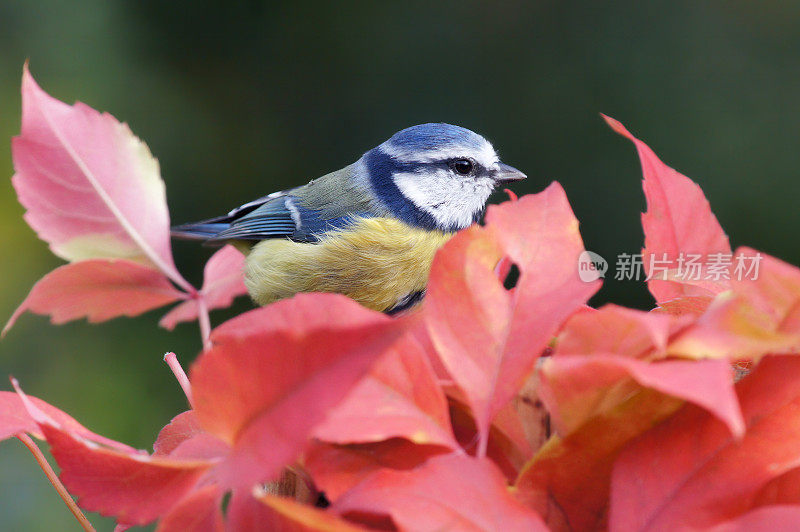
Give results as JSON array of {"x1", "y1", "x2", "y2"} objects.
[{"x1": 294, "y1": 162, "x2": 386, "y2": 219}]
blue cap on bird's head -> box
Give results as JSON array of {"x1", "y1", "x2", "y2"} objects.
[
  {"x1": 386, "y1": 123, "x2": 489, "y2": 154},
  {"x1": 363, "y1": 123, "x2": 526, "y2": 232}
]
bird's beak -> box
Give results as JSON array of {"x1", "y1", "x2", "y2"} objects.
[{"x1": 493, "y1": 162, "x2": 527, "y2": 184}]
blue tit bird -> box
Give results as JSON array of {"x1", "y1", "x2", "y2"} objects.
[{"x1": 172, "y1": 123, "x2": 526, "y2": 313}]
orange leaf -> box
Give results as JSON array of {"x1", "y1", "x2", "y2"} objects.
[
  {"x1": 541, "y1": 355, "x2": 743, "y2": 438},
  {"x1": 610, "y1": 356, "x2": 800, "y2": 531},
  {"x1": 668, "y1": 249, "x2": 800, "y2": 360},
  {"x1": 515, "y1": 388, "x2": 683, "y2": 531}
]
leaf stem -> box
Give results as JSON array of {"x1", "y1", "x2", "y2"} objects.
[
  {"x1": 164, "y1": 352, "x2": 193, "y2": 407},
  {"x1": 477, "y1": 430, "x2": 489, "y2": 459},
  {"x1": 197, "y1": 297, "x2": 212, "y2": 351},
  {"x1": 17, "y1": 434, "x2": 95, "y2": 532}
]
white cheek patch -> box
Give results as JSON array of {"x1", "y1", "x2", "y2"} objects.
[{"x1": 393, "y1": 170, "x2": 494, "y2": 230}]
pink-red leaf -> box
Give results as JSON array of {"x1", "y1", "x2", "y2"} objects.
[
  {"x1": 425, "y1": 184, "x2": 600, "y2": 453},
  {"x1": 12, "y1": 66, "x2": 183, "y2": 285},
  {"x1": 42, "y1": 423, "x2": 214, "y2": 526},
  {"x1": 610, "y1": 356, "x2": 800, "y2": 531},
  {"x1": 540, "y1": 354, "x2": 744, "y2": 437},
  {"x1": 153, "y1": 411, "x2": 205, "y2": 456},
  {"x1": 448, "y1": 398, "x2": 532, "y2": 481},
  {"x1": 231, "y1": 491, "x2": 368, "y2": 532},
  {"x1": 753, "y1": 467, "x2": 800, "y2": 507},
  {"x1": 604, "y1": 115, "x2": 731, "y2": 303},
  {"x1": 668, "y1": 249, "x2": 800, "y2": 360},
  {"x1": 335, "y1": 453, "x2": 548, "y2": 531},
  {"x1": 556, "y1": 304, "x2": 692, "y2": 359},
  {"x1": 731, "y1": 248, "x2": 800, "y2": 331},
  {"x1": 313, "y1": 332, "x2": 457, "y2": 449},
  {"x1": 709, "y1": 506, "x2": 800, "y2": 532},
  {"x1": 160, "y1": 245, "x2": 247, "y2": 330},
  {"x1": 3, "y1": 259, "x2": 185, "y2": 335},
  {"x1": 153, "y1": 411, "x2": 228, "y2": 461},
  {"x1": 190, "y1": 293, "x2": 410, "y2": 490},
  {"x1": 515, "y1": 388, "x2": 684, "y2": 531},
  {"x1": 0, "y1": 390, "x2": 136, "y2": 452},
  {"x1": 304, "y1": 440, "x2": 448, "y2": 502},
  {"x1": 155, "y1": 485, "x2": 223, "y2": 532},
  {"x1": 225, "y1": 490, "x2": 277, "y2": 532}
]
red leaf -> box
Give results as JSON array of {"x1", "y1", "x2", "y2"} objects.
[
  {"x1": 153, "y1": 411, "x2": 228, "y2": 461},
  {"x1": 304, "y1": 440, "x2": 447, "y2": 502},
  {"x1": 0, "y1": 390, "x2": 136, "y2": 453},
  {"x1": 335, "y1": 453, "x2": 548, "y2": 531},
  {"x1": 408, "y1": 316, "x2": 452, "y2": 382},
  {"x1": 449, "y1": 399, "x2": 532, "y2": 481},
  {"x1": 515, "y1": 388, "x2": 684, "y2": 531},
  {"x1": 153, "y1": 411, "x2": 204, "y2": 456},
  {"x1": 425, "y1": 184, "x2": 600, "y2": 453},
  {"x1": 155, "y1": 485, "x2": 223, "y2": 532},
  {"x1": 11, "y1": 66, "x2": 183, "y2": 283},
  {"x1": 654, "y1": 295, "x2": 714, "y2": 316},
  {"x1": 240, "y1": 491, "x2": 369, "y2": 532},
  {"x1": 313, "y1": 332, "x2": 457, "y2": 449},
  {"x1": 3, "y1": 259, "x2": 185, "y2": 335},
  {"x1": 753, "y1": 467, "x2": 800, "y2": 507},
  {"x1": 499, "y1": 373, "x2": 547, "y2": 458},
  {"x1": 731, "y1": 248, "x2": 800, "y2": 335},
  {"x1": 190, "y1": 293, "x2": 410, "y2": 490},
  {"x1": 610, "y1": 356, "x2": 800, "y2": 531},
  {"x1": 226, "y1": 490, "x2": 277, "y2": 532},
  {"x1": 42, "y1": 423, "x2": 213, "y2": 526},
  {"x1": 709, "y1": 506, "x2": 800, "y2": 532},
  {"x1": 540, "y1": 355, "x2": 744, "y2": 437},
  {"x1": 160, "y1": 245, "x2": 247, "y2": 330},
  {"x1": 556, "y1": 304, "x2": 692, "y2": 359},
  {"x1": 603, "y1": 115, "x2": 731, "y2": 304},
  {"x1": 668, "y1": 249, "x2": 800, "y2": 360}
]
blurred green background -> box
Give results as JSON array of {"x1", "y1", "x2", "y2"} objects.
[{"x1": 1, "y1": 1, "x2": 799, "y2": 529}]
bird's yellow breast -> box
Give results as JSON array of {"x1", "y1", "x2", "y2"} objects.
[{"x1": 242, "y1": 217, "x2": 453, "y2": 312}]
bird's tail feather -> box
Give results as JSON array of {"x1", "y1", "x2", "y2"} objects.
[{"x1": 170, "y1": 220, "x2": 231, "y2": 241}]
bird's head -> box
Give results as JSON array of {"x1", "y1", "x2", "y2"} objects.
[{"x1": 362, "y1": 123, "x2": 526, "y2": 232}]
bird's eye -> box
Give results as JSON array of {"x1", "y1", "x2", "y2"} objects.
[{"x1": 450, "y1": 158, "x2": 474, "y2": 175}]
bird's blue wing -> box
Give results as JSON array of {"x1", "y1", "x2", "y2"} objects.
[
  {"x1": 172, "y1": 192, "x2": 362, "y2": 244},
  {"x1": 171, "y1": 164, "x2": 381, "y2": 244},
  {"x1": 208, "y1": 194, "x2": 356, "y2": 243}
]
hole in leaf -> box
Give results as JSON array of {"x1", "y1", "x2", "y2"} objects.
[
  {"x1": 221, "y1": 491, "x2": 232, "y2": 512},
  {"x1": 503, "y1": 263, "x2": 520, "y2": 290},
  {"x1": 315, "y1": 492, "x2": 331, "y2": 508}
]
